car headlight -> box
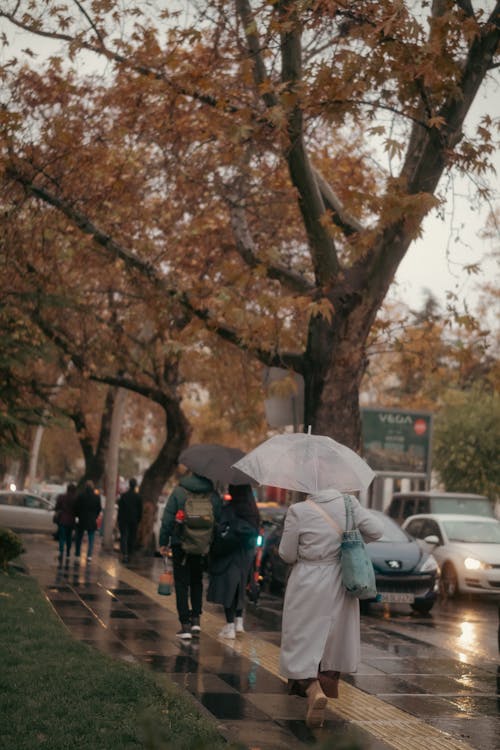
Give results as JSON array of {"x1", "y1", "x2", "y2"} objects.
[
  {"x1": 464, "y1": 556, "x2": 488, "y2": 571},
  {"x1": 420, "y1": 554, "x2": 439, "y2": 572}
]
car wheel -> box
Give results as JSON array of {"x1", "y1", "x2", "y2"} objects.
[
  {"x1": 441, "y1": 563, "x2": 459, "y2": 598},
  {"x1": 411, "y1": 600, "x2": 434, "y2": 615}
]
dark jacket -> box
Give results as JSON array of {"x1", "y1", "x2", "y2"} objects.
[
  {"x1": 55, "y1": 491, "x2": 77, "y2": 527},
  {"x1": 159, "y1": 474, "x2": 222, "y2": 549},
  {"x1": 75, "y1": 487, "x2": 102, "y2": 531},
  {"x1": 207, "y1": 495, "x2": 260, "y2": 610},
  {"x1": 118, "y1": 488, "x2": 143, "y2": 526}
]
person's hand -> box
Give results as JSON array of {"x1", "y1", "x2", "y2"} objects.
[{"x1": 159, "y1": 546, "x2": 169, "y2": 557}]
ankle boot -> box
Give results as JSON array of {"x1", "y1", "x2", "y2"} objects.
[
  {"x1": 305, "y1": 679, "x2": 327, "y2": 728},
  {"x1": 287, "y1": 677, "x2": 315, "y2": 697},
  {"x1": 318, "y1": 670, "x2": 340, "y2": 698}
]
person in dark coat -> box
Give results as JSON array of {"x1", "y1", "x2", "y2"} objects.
[
  {"x1": 54, "y1": 483, "x2": 77, "y2": 564},
  {"x1": 207, "y1": 483, "x2": 260, "y2": 639},
  {"x1": 74, "y1": 480, "x2": 102, "y2": 561},
  {"x1": 117, "y1": 478, "x2": 143, "y2": 563},
  {"x1": 159, "y1": 471, "x2": 222, "y2": 640}
]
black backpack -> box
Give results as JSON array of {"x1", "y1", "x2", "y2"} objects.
[{"x1": 211, "y1": 503, "x2": 257, "y2": 558}]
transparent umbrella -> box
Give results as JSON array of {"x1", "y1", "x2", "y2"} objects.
[{"x1": 232, "y1": 431, "x2": 375, "y2": 494}]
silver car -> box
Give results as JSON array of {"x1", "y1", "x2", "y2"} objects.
[
  {"x1": 0, "y1": 490, "x2": 55, "y2": 534},
  {"x1": 403, "y1": 513, "x2": 500, "y2": 597}
]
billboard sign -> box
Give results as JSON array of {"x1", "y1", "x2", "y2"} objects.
[{"x1": 361, "y1": 408, "x2": 432, "y2": 476}]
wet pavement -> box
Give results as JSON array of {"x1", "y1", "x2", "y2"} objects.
[{"x1": 22, "y1": 535, "x2": 500, "y2": 750}]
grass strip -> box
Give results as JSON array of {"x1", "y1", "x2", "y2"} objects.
[{"x1": 0, "y1": 569, "x2": 243, "y2": 750}]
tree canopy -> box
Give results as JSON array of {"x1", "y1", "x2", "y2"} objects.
[{"x1": 1, "y1": 0, "x2": 498, "y2": 465}]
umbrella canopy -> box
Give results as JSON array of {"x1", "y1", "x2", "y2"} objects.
[
  {"x1": 179, "y1": 444, "x2": 252, "y2": 486},
  {"x1": 232, "y1": 432, "x2": 375, "y2": 494}
]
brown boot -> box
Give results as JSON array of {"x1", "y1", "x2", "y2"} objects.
[
  {"x1": 318, "y1": 670, "x2": 340, "y2": 698},
  {"x1": 287, "y1": 678, "x2": 315, "y2": 697},
  {"x1": 305, "y1": 679, "x2": 327, "y2": 728}
]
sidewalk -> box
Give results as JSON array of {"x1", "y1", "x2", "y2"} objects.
[{"x1": 24, "y1": 536, "x2": 478, "y2": 750}]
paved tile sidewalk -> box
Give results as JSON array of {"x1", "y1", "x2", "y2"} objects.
[{"x1": 23, "y1": 537, "x2": 478, "y2": 750}]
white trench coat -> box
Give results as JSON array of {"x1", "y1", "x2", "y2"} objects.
[{"x1": 279, "y1": 491, "x2": 384, "y2": 679}]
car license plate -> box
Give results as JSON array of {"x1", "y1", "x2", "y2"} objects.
[{"x1": 378, "y1": 592, "x2": 415, "y2": 603}]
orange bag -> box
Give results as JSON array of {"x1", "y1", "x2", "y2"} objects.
[{"x1": 157, "y1": 557, "x2": 173, "y2": 595}]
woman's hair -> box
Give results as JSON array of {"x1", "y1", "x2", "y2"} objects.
[{"x1": 228, "y1": 484, "x2": 260, "y2": 529}]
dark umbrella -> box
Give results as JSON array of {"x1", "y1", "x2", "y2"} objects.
[{"x1": 178, "y1": 444, "x2": 253, "y2": 486}]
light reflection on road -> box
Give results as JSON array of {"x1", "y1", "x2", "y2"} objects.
[{"x1": 362, "y1": 596, "x2": 500, "y2": 665}]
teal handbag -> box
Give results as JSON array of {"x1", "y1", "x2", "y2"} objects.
[
  {"x1": 306, "y1": 495, "x2": 377, "y2": 600},
  {"x1": 339, "y1": 494, "x2": 377, "y2": 600}
]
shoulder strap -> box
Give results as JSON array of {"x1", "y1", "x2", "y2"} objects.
[
  {"x1": 306, "y1": 499, "x2": 343, "y2": 537},
  {"x1": 343, "y1": 494, "x2": 355, "y2": 531}
]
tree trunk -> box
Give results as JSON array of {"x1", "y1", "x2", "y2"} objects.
[
  {"x1": 137, "y1": 396, "x2": 191, "y2": 552},
  {"x1": 304, "y1": 298, "x2": 377, "y2": 450},
  {"x1": 102, "y1": 387, "x2": 127, "y2": 550}
]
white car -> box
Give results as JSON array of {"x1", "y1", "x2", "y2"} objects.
[
  {"x1": 0, "y1": 490, "x2": 55, "y2": 534},
  {"x1": 403, "y1": 513, "x2": 500, "y2": 597}
]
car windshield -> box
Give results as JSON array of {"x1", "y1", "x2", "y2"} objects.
[
  {"x1": 373, "y1": 513, "x2": 410, "y2": 543},
  {"x1": 443, "y1": 520, "x2": 500, "y2": 544},
  {"x1": 432, "y1": 496, "x2": 492, "y2": 516}
]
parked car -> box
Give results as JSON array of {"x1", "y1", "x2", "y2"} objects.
[
  {"x1": 259, "y1": 508, "x2": 440, "y2": 614},
  {"x1": 402, "y1": 513, "x2": 500, "y2": 597},
  {"x1": 386, "y1": 491, "x2": 494, "y2": 526},
  {"x1": 247, "y1": 502, "x2": 287, "y2": 602},
  {"x1": 0, "y1": 490, "x2": 55, "y2": 534}
]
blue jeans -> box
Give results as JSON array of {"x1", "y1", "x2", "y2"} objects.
[
  {"x1": 58, "y1": 525, "x2": 73, "y2": 557},
  {"x1": 75, "y1": 529, "x2": 96, "y2": 557}
]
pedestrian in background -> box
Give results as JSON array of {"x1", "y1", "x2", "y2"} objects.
[
  {"x1": 118, "y1": 477, "x2": 143, "y2": 563},
  {"x1": 207, "y1": 483, "x2": 260, "y2": 639},
  {"x1": 74, "y1": 480, "x2": 102, "y2": 562},
  {"x1": 159, "y1": 468, "x2": 221, "y2": 640},
  {"x1": 54, "y1": 482, "x2": 77, "y2": 564},
  {"x1": 278, "y1": 490, "x2": 384, "y2": 728}
]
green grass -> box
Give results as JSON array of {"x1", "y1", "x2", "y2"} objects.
[{"x1": 0, "y1": 569, "x2": 243, "y2": 750}]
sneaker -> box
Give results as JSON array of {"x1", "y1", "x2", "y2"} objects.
[
  {"x1": 191, "y1": 617, "x2": 201, "y2": 635},
  {"x1": 176, "y1": 624, "x2": 192, "y2": 640},
  {"x1": 235, "y1": 617, "x2": 245, "y2": 633},
  {"x1": 219, "y1": 623, "x2": 236, "y2": 639}
]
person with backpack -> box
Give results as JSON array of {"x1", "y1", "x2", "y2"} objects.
[
  {"x1": 207, "y1": 484, "x2": 260, "y2": 639},
  {"x1": 117, "y1": 477, "x2": 143, "y2": 563},
  {"x1": 159, "y1": 470, "x2": 222, "y2": 639}
]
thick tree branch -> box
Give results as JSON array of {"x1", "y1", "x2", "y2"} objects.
[
  {"x1": 313, "y1": 168, "x2": 365, "y2": 235},
  {"x1": 177, "y1": 290, "x2": 305, "y2": 373},
  {"x1": 279, "y1": 1, "x2": 340, "y2": 284},
  {"x1": 228, "y1": 197, "x2": 314, "y2": 293}
]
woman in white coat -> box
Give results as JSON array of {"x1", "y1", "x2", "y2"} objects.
[{"x1": 279, "y1": 489, "x2": 384, "y2": 727}]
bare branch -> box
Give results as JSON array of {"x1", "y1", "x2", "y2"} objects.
[{"x1": 313, "y1": 168, "x2": 364, "y2": 235}]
